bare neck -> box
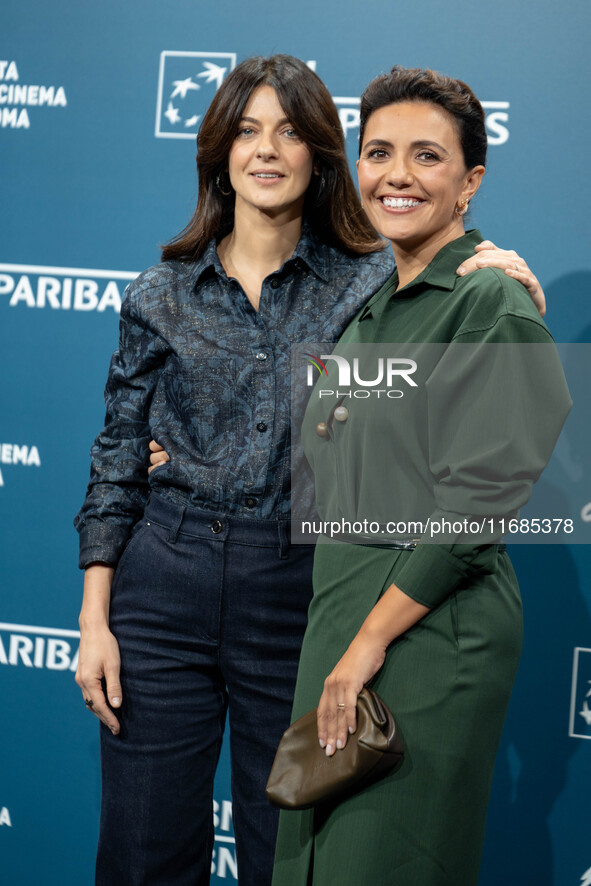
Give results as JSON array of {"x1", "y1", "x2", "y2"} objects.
[{"x1": 218, "y1": 205, "x2": 304, "y2": 310}]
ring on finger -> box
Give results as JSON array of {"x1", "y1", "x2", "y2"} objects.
[
  {"x1": 337, "y1": 703, "x2": 346, "y2": 709},
  {"x1": 84, "y1": 698, "x2": 94, "y2": 709},
  {"x1": 513, "y1": 262, "x2": 521, "y2": 271}
]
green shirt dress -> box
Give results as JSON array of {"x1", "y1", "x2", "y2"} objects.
[{"x1": 272, "y1": 231, "x2": 572, "y2": 886}]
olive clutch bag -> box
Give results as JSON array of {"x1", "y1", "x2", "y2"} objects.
[{"x1": 265, "y1": 688, "x2": 403, "y2": 810}]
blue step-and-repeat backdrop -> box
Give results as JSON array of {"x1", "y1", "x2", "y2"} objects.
[{"x1": 1, "y1": 0, "x2": 590, "y2": 883}]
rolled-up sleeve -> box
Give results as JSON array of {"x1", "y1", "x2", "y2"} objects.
[{"x1": 394, "y1": 315, "x2": 572, "y2": 609}]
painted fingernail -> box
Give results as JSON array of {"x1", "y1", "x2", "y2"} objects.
[
  {"x1": 325, "y1": 744, "x2": 333, "y2": 756},
  {"x1": 111, "y1": 696, "x2": 121, "y2": 706},
  {"x1": 348, "y1": 726, "x2": 355, "y2": 734},
  {"x1": 319, "y1": 738, "x2": 326, "y2": 748},
  {"x1": 457, "y1": 266, "x2": 466, "y2": 275},
  {"x1": 336, "y1": 739, "x2": 344, "y2": 749}
]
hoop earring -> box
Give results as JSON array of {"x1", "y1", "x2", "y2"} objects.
[
  {"x1": 455, "y1": 199, "x2": 469, "y2": 216},
  {"x1": 216, "y1": 172, "x2": 232, "y2": 196},
  {"x1": 314, "y1": 171, "x2": 326, "y2": 199}
]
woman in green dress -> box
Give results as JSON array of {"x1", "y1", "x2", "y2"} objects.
[{"x1": 272, "y1": 67, "x2": 571, "y2": 886}]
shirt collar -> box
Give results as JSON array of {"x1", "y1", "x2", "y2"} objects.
[
  {"x1": 358, "y1": 229, "x2": 483, "y2": 322},
  {"x1": 395, "y1": 229, "x2": 483, "y2": 295},
  {"x1": 289, "y1": 221, "x2": 331, "y2": 282},
  {"x1": 185, "y1": 221, "x2": 333, "y2": 289},
  {"x1": 187, "y1": 239, "x2": 226, "y2": 288}
]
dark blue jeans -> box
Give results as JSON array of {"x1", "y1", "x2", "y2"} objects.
[{"x1": 96, "y1": 495, "x2": 314, "y2": 886}]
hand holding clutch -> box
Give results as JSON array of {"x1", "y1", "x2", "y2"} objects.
[{"x1": 265, "y1": 688, "x2": 403, "y2": 810}]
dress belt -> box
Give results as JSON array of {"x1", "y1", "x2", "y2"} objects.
[
  {"x1": 328, "y1": 532, "x2": 507, "y2": 553},
  {"x1": 328, "y1": 533, "x2": 419, "y2": 549}
]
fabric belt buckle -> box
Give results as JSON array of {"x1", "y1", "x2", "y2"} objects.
[
  {"x1": 388, "y1": 537, "x2": 419, "y2": 550},
  {"x1": 331, "y1": 531, "x2": 420, "y2": 549}
]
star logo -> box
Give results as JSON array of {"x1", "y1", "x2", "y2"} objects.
[
  {"x1": 155, "y1": 51, "x2": 237, "y2": 139},
  {"x1": 197, "y1": 62, "x2": 227, "y2": 89},
  {"x1": 164, "y1": 102, "x2": 181, "y2": 125},
  {"x1": 171, "y1": 77, "x2": 200, "y2": 99}
]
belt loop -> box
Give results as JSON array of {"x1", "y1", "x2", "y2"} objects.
[
  {"x1": 278, "y1": 521, "x2": 289, "y2": 560},
  {"x1": 167, "y1": 505, "x2": 186, "y2": 545}
]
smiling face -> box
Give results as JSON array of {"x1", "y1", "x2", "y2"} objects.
[
  {"x1": 227, "y1": 84, "x2": 314, "y2": 222},
  {"x1": 357, "y1": 101, "x2": 484, "y2": 262}
]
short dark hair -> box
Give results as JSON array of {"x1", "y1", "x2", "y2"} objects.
[
  {"x1": 359, "y1": 65, "x2": 487, "y2": 169},
  {"x1": 162, "y1": 55, "x2": 382, "y2": 261}
]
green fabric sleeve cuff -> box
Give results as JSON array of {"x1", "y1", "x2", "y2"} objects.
[{"x1": 393, "y1": 543, "x2": 497, "y2": 609}]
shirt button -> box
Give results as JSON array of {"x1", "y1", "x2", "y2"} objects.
[
  {"x1": 211, "y1": 520, "x2": 223, "y2": 534},
  {"x1": 256, "y1": 352, "x2": 268, "y2": 361},
  {"x1": 334, "y1": 406, "x2": 349, "y2": 422},
  {"x1": 316, "y1": 422, "x2": 328, "y2": 437},
  {"x1": 270, "y1": 279, "x2": 280, "y2": 289},
  {"x1": 245, "y1": 497, "x2": 257, "y2": 509},
  {"x1": 256, "y1": 422, "x2": 267, "y2": 432}
]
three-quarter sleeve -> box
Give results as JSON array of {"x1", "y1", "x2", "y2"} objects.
[
  {"x1": 74, "y1": 281, "x2": 169, "y2": 568},
  {"x1": 393, "y1": 313, "x2": 572, "y2": 609}
]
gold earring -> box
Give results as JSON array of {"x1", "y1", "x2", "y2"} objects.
[
  {"x1": 455, "y1": 199, "x2": 469, "y2": 216},
  {"x1": 216, "y1": 172, "x2": 232, "y2": 197}
]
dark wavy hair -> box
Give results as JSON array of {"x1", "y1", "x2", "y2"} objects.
[
  {"x1": 359, "y1": 66, "x2": 487, "y2": 169},
  {"x1": 162, "y1": 55, "x2": 383, "y2": 261}
]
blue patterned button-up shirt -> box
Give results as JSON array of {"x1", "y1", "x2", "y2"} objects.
[{"x1": 74, "y1": 226, "x2": 394, "y2": 568}]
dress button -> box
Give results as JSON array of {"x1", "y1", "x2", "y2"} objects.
[
  {"x1": 334, "y1": 406, "x2": 349, "y2": 422},
  {"x1": 245, "y1": 497, "x2": 257, "y2": 508},
  {"x1": 256, "y1": 422, "x2": 267, "y2": 432},
  {"x1": 256, "y1": 352, "x2": 268, "y2": 361},
  {"x1": 211, "y1": 520, "x2": 223, "y2": 534},
  {"x1": 270, "y1": 279, "x2": 280, "y2": 289},
  {"x1": 316, "y1": 422, "x2": 328, "y2": 437}
]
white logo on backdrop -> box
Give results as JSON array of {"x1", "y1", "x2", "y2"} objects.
[
  {"x1": 155, "y1": 51, "x2": 238, "y2": 139},
  {"x1": 0, "y1": 443, "x2": 40, "y2": 490},
  {"x1": 154, "y1": 53, "x2": 510, "y2": 146},
  {"x1": 0, "y1": 60, "x2": 67, "y2": 130},
  {"x1": 579, "y1": 683, "x2": 591, "y2": 727},
  {"x1": 569, "y1": 647, "x2": 591, "y2": 739},
  {"x1": 482, "y1": 101, "x2": 510, "y2": 145},
  {"x1": 333, "y1": 98, "x2": 509, "y2": 145},
  {"x1": 212, "y1": 799, "x2": 237, "y2": 880},
  {"x1": 581, "y1": 867, "x2": 591, "y2": 886},
  {"x1": 0, "y1": 807, "x2": 11, "y2": 827},
  {"x1": 0, "y1": 263, "x2": 137, "y2": 314},
  {"x1": 0, "y1": 623, "x2": 80, "y2": 673}
]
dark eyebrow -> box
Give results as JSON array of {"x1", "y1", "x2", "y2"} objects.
[
  {"x1": 362, "y1": 139, "x2": 393, "y2": 150},
  {"x1": 362, "y1": 137, "x2": 450, "y2": 156},
  {"x1": 411, "y1": 139, "x2": 450, "y2": 155},
  {"x1": 239, "y1": 115, "x2": 291, "y2": 126}
]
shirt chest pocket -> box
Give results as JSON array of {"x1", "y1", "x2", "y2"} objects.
[{"x1": 163, "y1": 355, "x2": 237, "y2": 464}]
